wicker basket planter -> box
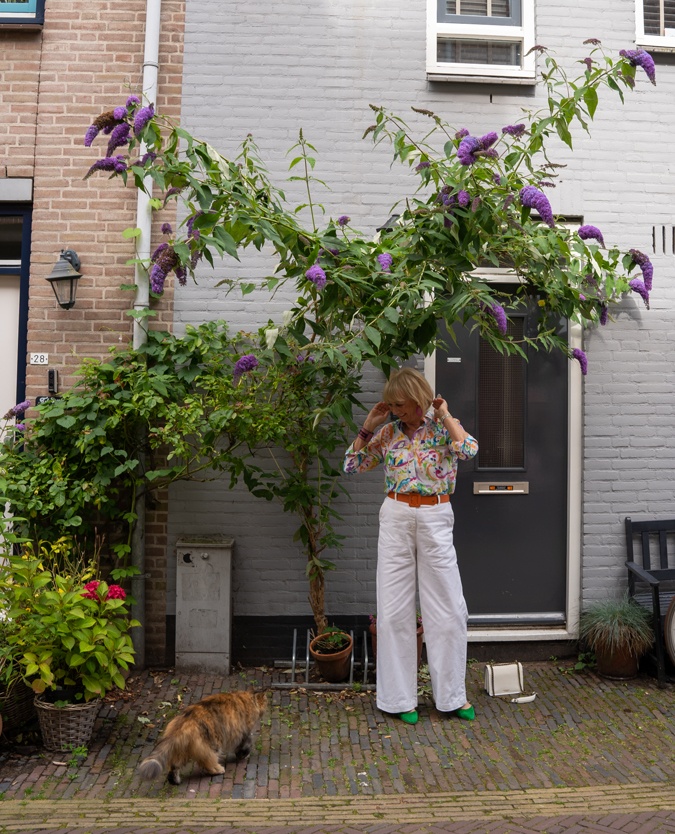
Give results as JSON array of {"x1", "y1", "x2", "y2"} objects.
[
  {"x1": 34, "y1": 696, "x2": 100, "y2": 752},
  {"x1": 0, "y1": 681, "x2": 37, "y2": 733}
]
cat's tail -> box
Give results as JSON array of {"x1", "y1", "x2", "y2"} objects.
[{"x1": 138, "y1": 738, "x2": 172, "y2": 781}]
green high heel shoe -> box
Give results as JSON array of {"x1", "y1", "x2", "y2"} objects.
[
  {"x1": 398, "y1": 710, "x2": 419, "y2": 724},
  {"x1": 454, "y1": 704, "x2": 475, "y2": 721}
]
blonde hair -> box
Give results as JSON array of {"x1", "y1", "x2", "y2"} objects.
[{"x1": 382, "y1": 368, "x2": 433, "y2": 414}]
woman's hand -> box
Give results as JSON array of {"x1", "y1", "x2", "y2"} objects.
[
  {"x1": 363, "y1": 401, "x2": 391, "y2": 432},
  {"x1": 432, "y1": 396, "x2": 451, "y2": 422}
]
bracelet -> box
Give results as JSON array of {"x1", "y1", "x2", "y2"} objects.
[{"x1": 358, "y1": 428, "x2": 374, "y2": 441}]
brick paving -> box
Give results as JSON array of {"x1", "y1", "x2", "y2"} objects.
[{"x1": 0, "y1": 659, "x2": 674, "y2": 832}]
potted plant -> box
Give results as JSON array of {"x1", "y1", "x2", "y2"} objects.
[
  {"x1": 0, "y1": 541, "x2": 139, "y2": 750},
  {"x1": 579, "y1": 594, "x2": 654, "y2": 680},
  {"x1": 0, "y1": 620, "x2": 37, "y2": 735},
  {"x1": 368, "y1": 612, "x2": 424, "y2": 668},
  {"x1": 309, "y1": 625, "x2": 353, "y2": 683}
]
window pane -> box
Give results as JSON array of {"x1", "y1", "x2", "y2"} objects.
[
  {"x1": 447, "y1": 0, "x2": 511, "y2": 16},
  {"x1": 643, "y1": 0, "x2": 675, "y2": 34},
  {"x1": 477, "y1": 318, "x2": 525, "y2": 469},
  {"x1": 0, "y1": 216, "x2": 22, "y2": 262},
  {"x1": 437, "y1": 38, "x2": 521, "y2": 66}
]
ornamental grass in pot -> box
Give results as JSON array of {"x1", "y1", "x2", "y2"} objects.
[{"x1": 579, "y1": 594, "x2": 654, "y2": 680}]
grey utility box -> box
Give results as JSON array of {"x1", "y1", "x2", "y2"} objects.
[{"x1": 175, "y1": 536, "x2": 234, "y2": 674}]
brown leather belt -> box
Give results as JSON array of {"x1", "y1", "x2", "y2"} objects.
[{"x1": 387, "y1": 491, "x2": 450, "y2": 508}]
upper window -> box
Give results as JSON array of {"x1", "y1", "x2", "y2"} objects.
[
  {"x1": 0, "y1": 0, "x2": 45, "y2": 28},
  {"x1": 636, "y1": 0, "x2": 675, "y2": 50},
  {"x1": 427, "y1": 0, "x2": 536, "y2": 83}
]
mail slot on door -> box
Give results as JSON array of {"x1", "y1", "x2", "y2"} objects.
[{"x1": 473, "y1": 481, "x2": 529, "y2": 495}]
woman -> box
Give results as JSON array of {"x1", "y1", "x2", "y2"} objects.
[{"x1": 344, "y1": 368, "x2": 478, "y2": 725}]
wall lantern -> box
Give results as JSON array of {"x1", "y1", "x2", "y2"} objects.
[{"x1": 46, "y1": 249, "x2": 82, "y2": 310}]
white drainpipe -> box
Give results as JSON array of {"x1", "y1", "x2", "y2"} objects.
[{"x1": 131, "y1": 0, "x2": 162, "y2": 669}]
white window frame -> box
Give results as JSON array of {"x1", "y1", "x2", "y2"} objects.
[
  {"x1": 427, "y1": 0, "x2": 536, "y2": 84},
  {"x1": 636, "y1": 0, "x2": 675, "y2": 51}
]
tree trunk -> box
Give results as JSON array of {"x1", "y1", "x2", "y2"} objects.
[{"x1": 308, "y1": 568, "x2": 327, "y2": 633}]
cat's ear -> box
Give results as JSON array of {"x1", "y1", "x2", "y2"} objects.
[{"x1": 254, "y1": 690, "x2": 268, "y2": 710}]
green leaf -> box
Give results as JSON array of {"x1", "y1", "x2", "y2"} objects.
[
  {"x1": 555, "y1": 118, "x2": 573, "y2": 149},
  {"x1": 583, "y1": 86, "x2": 598, "y2": 119},
  {"x1": 122, "y1": 227, "x2": 143, "y2": 239},
  {"x1": 56, "y1": 415, "x2": 77, "y2": 429},
  {"x1": 364, "y1": 325, "x2": 381, "y2": 349}
]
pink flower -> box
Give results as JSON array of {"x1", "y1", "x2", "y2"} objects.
[
  {"x1": 106, "y1": 585, "x2": 127, "y2": 600},
  {"x1": 81, "y1": 580, "x2": 127, "y2": 601}
]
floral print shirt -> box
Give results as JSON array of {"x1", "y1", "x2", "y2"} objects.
[{"x1": 343, "y1": 411, "x2": 478, "y2": 496}]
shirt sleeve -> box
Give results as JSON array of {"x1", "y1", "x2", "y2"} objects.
[
  {"x1": 451, "y1": 434, "x2": 479, "y2": 460},
  {"x1": 343, "y1": 430, "x2": 385, "y2": 474}
]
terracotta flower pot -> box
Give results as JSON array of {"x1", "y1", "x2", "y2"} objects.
[
  {"x1": 368, "y1": 623, "x2": 424, "y2": 668},
  {"x1": 309, "y1": 632, "x2": 353, "y2": 683},
  {"x1": 595, "y1": 645, "x2": 640, "y2": 680}
]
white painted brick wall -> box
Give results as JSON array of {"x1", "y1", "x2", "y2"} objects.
[{"x1": 172, "y1": 0, "x2": 675, "y2": 618}]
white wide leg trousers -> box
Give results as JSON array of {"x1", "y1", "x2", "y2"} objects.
[{"x1": 375, "y1": 497, "x2": 468, "y2": 713}]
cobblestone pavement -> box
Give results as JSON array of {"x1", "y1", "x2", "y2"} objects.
[{"x1": 0, "y1": 659, "x2": 674, "y2": 832}]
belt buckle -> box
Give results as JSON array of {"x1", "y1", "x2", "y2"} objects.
[{"x1": 409, "y1": 493, "x2": 422, "y2": 508}]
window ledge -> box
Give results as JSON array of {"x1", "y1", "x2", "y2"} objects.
[
  {"x1": 636, "y1": 40, "x2": 675, "y2": 53},
  {"x1": 427, "y1": 71, "x2": 537, "y2": 85}
]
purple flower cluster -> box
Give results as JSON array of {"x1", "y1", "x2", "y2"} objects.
[
  {"x1": 337, "y1": 215, "x2": 350, "y2": 226},
  {"x1": 161, "y1": 222, "x2": 173, "y2": 235},
  {"x1": 619, "y1": 48, "x2": 656, "y2": 85},
  {"x1": 106, "y1": 122, "x2": 131, "y2": 156},
  {"x1": 415, "y1": 161, "x2": 431, "y2": 172},
  {"x1": 84, "y1": 110, "x2": 119, "y2": 147},
  {"x1": 85, "y1": 155, "x2": 128, "y2": 179},
  {"x1": 377, "y1": 252, "x2": 393, "y2": 272},
  {"x1": 149, "y1": 243, "x2": 179, "y2": 294},
  {"x1": 572, "y1": 348, "x2": 588, "y2": 376},
  {"x1": 481, "y1": 302, "x2": 508, "y2": 335},
  {"x1": 455, "y1": 128, "x2": 469, "y2": 140},
  {"x1": 305, "y1": 264, "x2": 327, "y2": 289},
  {"x1": 519, "y1": 185, "x2": 554, "y2": 227},
  {"x1": 582, "y1": 57, "x2": 593, "y2": 72},
  {"x1": 126, "y1": 95, "x2": 141, "y2": 107},
  {"x1": 629, "y1": 248, "x2": 653, "y2": 291},
  {"x1": 599, "y1": 305, "x2": 609, "y2": 326},
  {"x1": 233, "y1": 354, "x2": 259, "y2": 382},
  {"x1": 457, "y1": 190, "x2": 470, "y2": 208},
  {"x1": 133, "y1": 104, "x2": 155, "y2": 137},
  {"x1": 84, "y1": 125, "x2": 100, "y2": 147},
  {"x1": 3, "y1": 399, "x2": 30, "y2": 420},
  {"x1": 113, "y1": 106, "x2": 128, "y2": 121},
  {"x1": 629, "y1": 278, "x2": 650, "y2": 308},
  {"x1": 578, "y1": 224, "x2": 605, "y2": 247},
  {"x1": 502, "y1": 123, "x2": 526, "y2": 137},
  {"x1": 186, "y1": 211, "x2": 203, "y2": 240},
  {"x1": 457, "y1": 132, "x2": 498, "y2": 166}
]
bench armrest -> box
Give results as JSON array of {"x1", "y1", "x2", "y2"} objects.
[{"x1": 626, "y1": 560, "x2": 660, "y2": 586}]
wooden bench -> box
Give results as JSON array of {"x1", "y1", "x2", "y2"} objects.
[{"x1": 625, "y1": 516, "x2": 675, "y2": 686}]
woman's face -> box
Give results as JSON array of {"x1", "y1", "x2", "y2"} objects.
[{"x1": 387, "y1": 397, "x2": 421, "y2": 426}]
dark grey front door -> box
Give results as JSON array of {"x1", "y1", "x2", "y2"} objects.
[{"x1": 436, "y1": 307, "x2": 568, "y2": 625}]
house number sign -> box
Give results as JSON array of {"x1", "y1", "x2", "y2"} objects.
[{"x1": 29, "y1": 353, "x2": 49, "y2": 365}]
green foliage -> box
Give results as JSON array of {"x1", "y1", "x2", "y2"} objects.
[
  {"x1": 310, "y1": 625, "x2": 352, "y2": 654},
  {"x1": 0, "y1": 538, "x2": 139, "y2": 702},
  {"x1": 50, "y1": 42, "x2": 657, "y2": 631},
  {"x1": 89, "y1": 43, "x2": 654, "y2": 371},
  {"x1": 579, "y1": 594, "x2": 654, "y2": 658},
  {"x1": 0, "y1": 320, "x2": 360, "y2": 630}
]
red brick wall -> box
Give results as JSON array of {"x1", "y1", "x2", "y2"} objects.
[{"x1": 0, "y1": 0, "x2": 186, "y2": 668}]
